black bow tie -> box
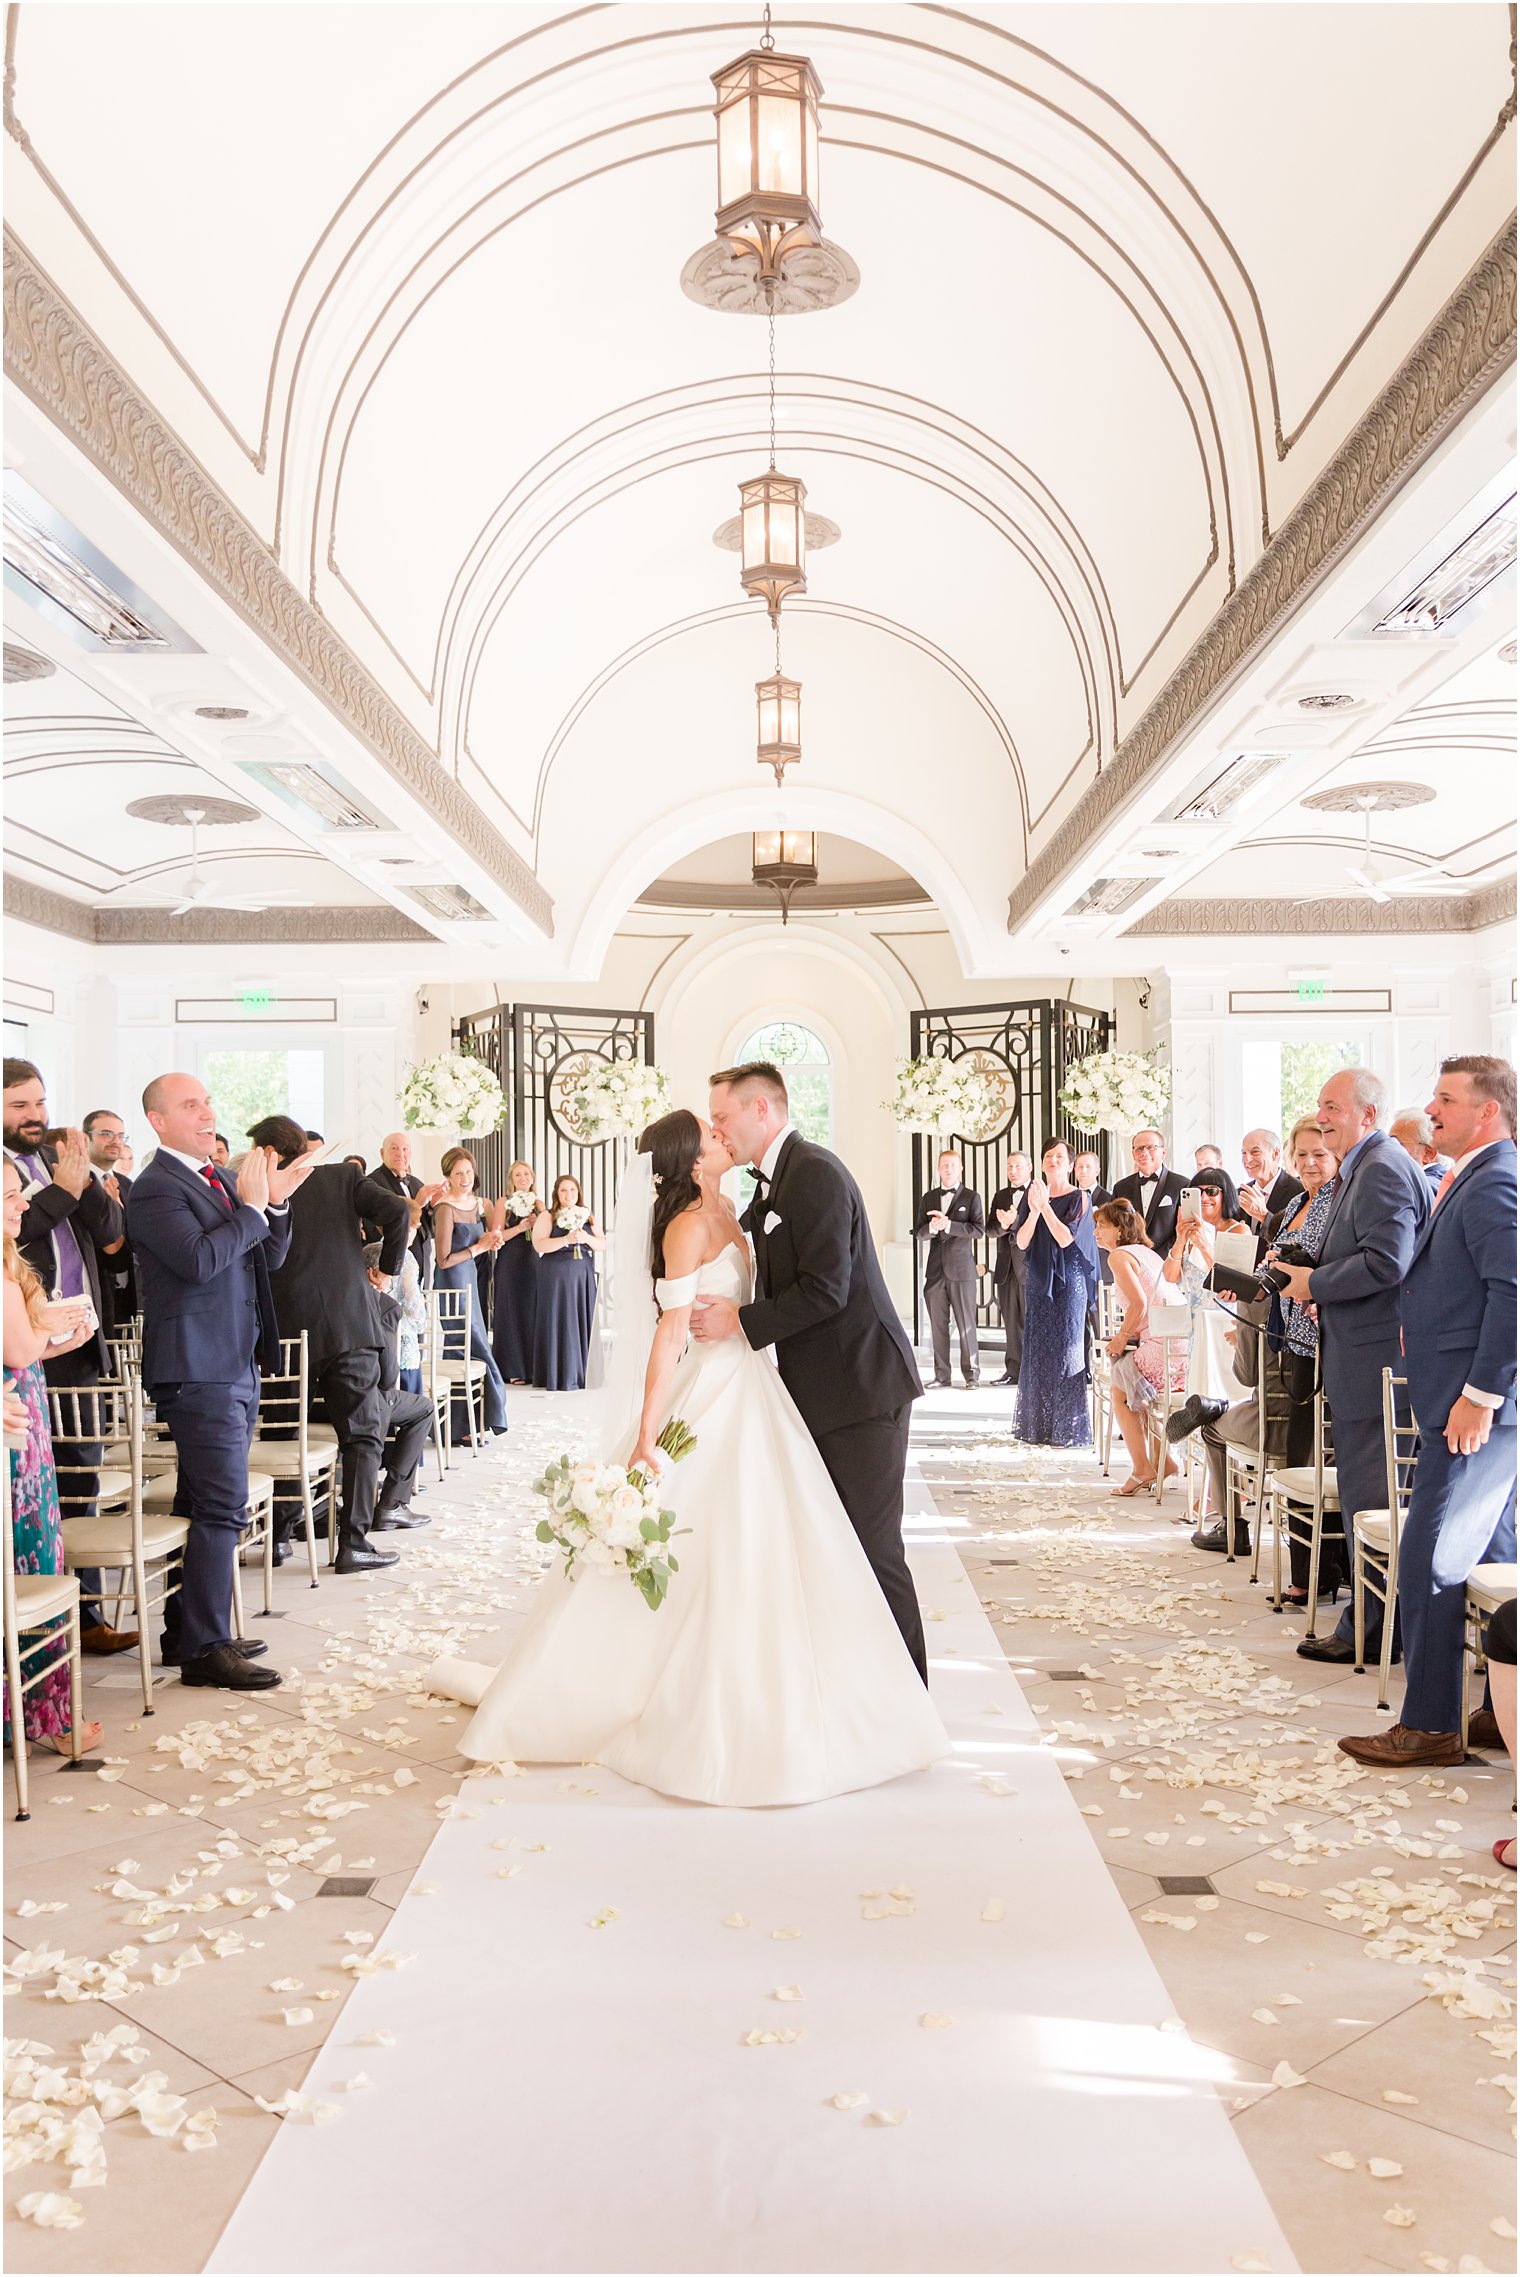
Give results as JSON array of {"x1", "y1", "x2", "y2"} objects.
[{"x1": 751, "y1": 1171, "x2": 769, "y2": 1195}]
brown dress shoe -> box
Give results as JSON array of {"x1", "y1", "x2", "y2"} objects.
[
  {"x1": 81, "y1": 1625, "x2": 140, "y2": 1655},
  {"x1": 1338, "y1": 1724, "x2": 1464, "y2": 1769},
  {"x1": 1465, "y1": 1708, "x2": 1504, "y2": 1752}
]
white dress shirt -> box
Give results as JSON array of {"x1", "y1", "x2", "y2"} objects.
[
  {"x1": 158, "y1": 1144, "x2": 285, "y2": 1221},
  {"x1": 757, "y1": 1122, "x2": 797, "y2": 1188}
]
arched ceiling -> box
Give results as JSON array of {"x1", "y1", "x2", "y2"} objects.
[{"x1": 2, "y1": 3, "x2": 1514, "y2": 966}]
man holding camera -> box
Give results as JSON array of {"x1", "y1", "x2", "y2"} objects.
[{"x1": 1269, "y1": 1067, "x2": 1429, "y2": 1665}]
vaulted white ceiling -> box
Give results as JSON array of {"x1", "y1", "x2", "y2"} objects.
[{"x1": 3, "y1": 3, "x2": 1514, "y2": 966}]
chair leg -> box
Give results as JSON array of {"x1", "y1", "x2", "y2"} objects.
[
  {"x1": 5, "y1": 1616, "x2": 30, "y2": 1822},
  {"x1": 1352, "y1": 1541, "x2": 1366, "y2": 1672},
  {"x1": 67, "y1": 1604, "x2": 83, "y2": 1763},
  {"x1": 261, "y1": 1501, "x2": 275, "y2": 1616},
  {"x1": 132, "y1": 1551, "x2": 154, "y2": 1715},
  {"x1": 1304, "y1": 1505, "x2": 1323, "y2": 1640},
  {"x1": 230, "y1": 1550, "x2": 245, "y2": 1642},
  {"x1": 1376, "y1": 1589, "x2": 1397, "y2": 1713},
  {"x1": 302, "y1": 1473, "x2": 320, "y2": 1589}
]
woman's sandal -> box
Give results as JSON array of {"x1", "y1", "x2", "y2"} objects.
[
  {"x1": 47, "y1": 1722, "x2": 102, "y2": 1756},
  {"x1": 1112, "y1": 1476, "x2": 1153, "y2": 1497},
  {"x1": 1493, "y1": 1838, "x2": 1516, "y2": 1871}
]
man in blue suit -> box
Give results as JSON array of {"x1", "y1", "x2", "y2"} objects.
[
  {"x1": 1340, "y1": 1057, "x2": 1517, "y2": 1765},
  {"x1": 127, "y1": 1072, "x2": 313, "y2": 1691},
  {"x1": 1270, "y1": 1066, "x2": 1430, "y2": 1665}
]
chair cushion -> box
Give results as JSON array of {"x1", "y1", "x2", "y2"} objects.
[
  {"x1": 1467, "y1": 1561, "x2": 1519, "y2": 1605},
  {"x1": 13, "y1": 1571, "x2": 80, "y2": 1625},
  {"x1": 1268, "y1": 1466, "x2": 1341, "y2": 1510},
  {"x1": 1353, "y1": 1509, "x2": 1392, "y2": 1546},
  {"x1": 63, "y1": 1510, "x2": 190, "y2": 1560}
]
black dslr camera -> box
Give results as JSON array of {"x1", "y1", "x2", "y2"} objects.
[{"x1": 1256, "y1": 1241, "x2": 1317, "y2": 1297}]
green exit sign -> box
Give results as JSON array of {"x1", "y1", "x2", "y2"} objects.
[
  {"x1": 241, "y1": 988, "x2": 275, "y2": 1011},
  {"x1": 1294, "y1": 978, "x2": 1327, "y2": 1005}
]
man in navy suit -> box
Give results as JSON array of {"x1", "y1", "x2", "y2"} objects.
[
  {"x1": 1272, "y1": 1066, "x2": 1431, "y2": 1664},
  {"x1": 1339, "y1": 1058, "x2": 1517, "y2": 1765},
  {"x1": 127, "y1": 1073, "x2": 314, "y2": 1690}
]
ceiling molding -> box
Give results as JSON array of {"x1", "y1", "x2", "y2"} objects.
[
  {"x1": 637, "y1": 877, "x2": 930, "y2": 913},
  {"x1": 1, "y1": 227, "x2": 553, "y2": 939},
  {"x1": 1123, "y1": 874, "x2": 1516, "y2": 937},
  {"x1": 1007, "y1": 215, "x2": 1518, "y2": 932},
  {"x1": 4, "y1": 874, "x2": 433, "y2": 945}
]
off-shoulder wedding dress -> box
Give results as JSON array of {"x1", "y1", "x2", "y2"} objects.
[{"x1": 439, "y1": 1243, "x2": 949, "y2": 1807}]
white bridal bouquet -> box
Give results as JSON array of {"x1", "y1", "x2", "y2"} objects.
[
  {"x1": 886, "y1": 1055, "x2": 1001, "y2": 1137},
  {"x1": 533, "y1": 1419, "x2": 698, "y2": 1611},
  {"x1": 1058, "y1": 1048, "x2": 1170, "y2": 1136},
  {"x1": 505, "y1": 1192, "x2": 539, "y2": 1219},
  {"x1": 571, "y1": 1059, "x2": 672, "y2": 1141},
  {"x1": 399, "y1": 1052, "x2": 507, "y2": 1137}
]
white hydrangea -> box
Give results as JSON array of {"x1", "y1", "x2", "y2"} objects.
[
  {"x1": 1058, "y1": 1049, "x2": 1170, "y2": 1136},
  {"x1": 399, "y1": 1052, "x2": 506, "y2": 1137},
  {"x1": 573, "y1": 1061, "x2": 673, "y2": 1141},
  {"x1": 885, "y1": 1056, "x2": 1001, "y2": 1137}
]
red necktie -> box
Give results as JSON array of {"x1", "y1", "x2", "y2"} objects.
[{"x1": 200, "y1": 1163, "x2": 232, "y2": 1210}]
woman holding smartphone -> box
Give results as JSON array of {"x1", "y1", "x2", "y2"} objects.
[{"x1": 1163, "y1": 1167, "x2": 1248, "y2": 1403}]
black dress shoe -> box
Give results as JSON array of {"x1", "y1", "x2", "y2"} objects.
[
  {"x1": 371, "y1": 1509, "x2": 431, "y2": 1531},
  {"x1": 333, "y1": 1542, "x2": 401, "y2": 1574},
  {"x1": 1191, "y1": 1519, "x2": 1251, "y2": 1555},
  {"x1": 1296, "y1": 1633, "x2": 1356, "y2": 1662},
  {"x1": 992, "y1": 1372, "x2": 1016, "y2": 1388},
  {"x1": 180, "y1": 1644, "x2": 283, "y2": 1690},
  {"x1": 928, "y1": 1377, "x2": 952, "y2": 1389},
  {"x1": 962, "y1": 1377, "x2": 981, "y2": 1389},
  {"x1": 1166, "y1": 1393, "x2": 1229, "y2": 1445},
  {"x1": 161, "y1": 1636, "x2": 269, "y2": 1668}
]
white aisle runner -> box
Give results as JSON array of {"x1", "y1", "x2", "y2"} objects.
[{"x1": 211, "y1": 1478, "x2": 1295, "y2": 2276}]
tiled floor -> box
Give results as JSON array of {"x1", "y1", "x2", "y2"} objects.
[{"x1": 4, "y1": 1382, "x2": 1515, "y2": 2273}]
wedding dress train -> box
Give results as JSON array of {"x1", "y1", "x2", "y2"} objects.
[{"x1": 435, "y1": 1245, "x2": 949, "y2": 1807}]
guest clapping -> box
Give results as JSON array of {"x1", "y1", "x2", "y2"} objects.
[
  {"x1": 490, "y1": 1161, "x2": 542, "y2": 1386},
  {"x1": 434, "y1": 1149, "x2": 509, "y2": 1434},
  {"x1": 1237, "y1": 1128, "x2": 1303, "y2": 1225},
  {"x1": 1012, "y1": 1140, "x2": 1098, "y2": 1449},
  {"x1": 531, "y1": 1175, "x2": 605, "y2": 1391}
]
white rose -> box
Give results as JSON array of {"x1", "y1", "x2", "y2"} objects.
[
  {"x1": 570, "y1": 1481, "x2": 601, "y2": 1518},
  {"x1": 579, "y1": 1537, "x2": 614, "y2": 1570}
]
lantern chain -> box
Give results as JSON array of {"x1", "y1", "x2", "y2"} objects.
[
  {"x1": 767, "y1": 306, "x2": 778, "y2": 470},
  {"x1": 759, "y1": 2, "x2": 775, "y2": 50}
]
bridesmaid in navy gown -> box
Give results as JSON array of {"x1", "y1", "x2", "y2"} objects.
[
  {"x1": 1013, "y1": 1138, "x2": 1099, "y2": 1448},
  {"x1": 490, "y1": 1160, "x2": 541, "y2": 1384},
  {"x1": 530, "y1": 1174, "x2": 605, "y2": 1390},
  {"x1": 433, "y1": 1147, "x2": 509, "y2": 1434}
]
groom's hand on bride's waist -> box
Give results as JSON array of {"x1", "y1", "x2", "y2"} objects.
[{"x1": 691, "y1": 1296, "x2": 741, "y2": 1343}]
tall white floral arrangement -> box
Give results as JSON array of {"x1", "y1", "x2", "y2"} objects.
[
  {"x1": 1058, "y1": 1048, "x2": 1169, "y2": 1136},
  {"x1": 572, "y1": 1060, "x2": 672, "y2": 1143},
  {"x1": 399, "y1": 1052, "x2": 507, "y2": 1137},
  {"x1": 886, "y1": 1056, "x2": 1001, "y2": 1137}
]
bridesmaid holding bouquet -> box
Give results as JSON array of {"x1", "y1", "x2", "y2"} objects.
[
  {"x1": 490, "y1": 1160, "x2": 542, "y2": 1385},
  {"x1": 531, "y1": 1174, "x2": 606, "y2": 1391}
]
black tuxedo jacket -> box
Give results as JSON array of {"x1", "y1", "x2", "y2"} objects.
[
  {"x1": 988, "y1": 1184, "x2": 1031, "y2": 1287},
  {"x1": 740, "y1": 1132, "x2": 920, "y2": 1438},
  {"x1": 1112, "y1": 1168, "x2": 1188, "y2": 1259},
  {"x1": 365, "y1": 1165, "x2": 431, "y2": 1277},
  {"x1": 913, "y1": 1183, "x2": 984, "y2": 1286},
  {"x1": 8, "y1": 1142, "x2": 123, "y2": 1370},
  {"x1": 269, "y1": 1164, "x2": 409, "y2": 1368},
  {"x1": 1262, "y1": 1167, "x2": 1304, "y2": 1215}
]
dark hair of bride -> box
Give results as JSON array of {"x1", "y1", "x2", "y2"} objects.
[{"x1": 639, "y1": 1108, "x2": 702, "y2": 1279}]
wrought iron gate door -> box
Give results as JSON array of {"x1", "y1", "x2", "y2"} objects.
[
  {"x1": 908, "y1": 998, "x2": 1113, "y2": 1337},
  {"x1": 452, "y1": 1001, "x2": 655, "y2": 1234}
]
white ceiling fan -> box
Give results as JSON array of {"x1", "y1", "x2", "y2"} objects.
[
  {"x1": 1298, "y1": 791, "x2": 1457, "y2": 904},
  {"x1": 113, "y1": 802, "x2": 317, "y2": 915}
]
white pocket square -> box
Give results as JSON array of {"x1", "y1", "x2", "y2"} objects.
[{"x1": 764, "y1": 1211, "x2": 783, "y2": 1234}]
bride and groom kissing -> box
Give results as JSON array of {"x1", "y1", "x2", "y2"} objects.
[{"x1": 431, "y1": 1060, "x2": 949, "y2": 1807}]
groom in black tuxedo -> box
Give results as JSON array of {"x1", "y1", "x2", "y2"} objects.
[{"x1": 692, "y1": 1061, "x2": 928, "y2": 1683}]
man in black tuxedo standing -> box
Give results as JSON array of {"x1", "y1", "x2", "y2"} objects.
[
  {"x1": 987, "y1": 1148, "x2": 1032, "y2": 1387},
  {"x1": 3, "y1": 1060, "x2": 129, "y2": 1651},
  {"x1": 84, "y1": 1107, "x2": 135, "y2": 1327},
  {"x1": 368, "y1": 1130, "x2": 439, "y2": 1281},
  {"x1": 250, "y1": 1116, "x2": 412, "y2": 1573},
  {"x1": 694, "y1": 1061, "x2": 928, "y2": 1684},
  {"x1": 913, "y1": 1148, "x2": 985, "y2": 1388},
  {"x1": 1111, "y1": 1129, "x2": 1189, "y2": 1260}
]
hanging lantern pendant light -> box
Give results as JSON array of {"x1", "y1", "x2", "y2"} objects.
[
  {"x1": 756, "y1": 619, "x2": 802, "y2": 784},
  {"x1": 711, "y1": 6, "x2": 823, "y2": 284},
  {"x1": 739, "y1": 308, "x2": 807, "y2": 619}
]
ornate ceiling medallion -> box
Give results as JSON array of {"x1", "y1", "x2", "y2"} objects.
[
  {"x1": 2, "y1": 642, "x2": 54, "y2": 682},
  {"x1": 1299, "y1": 780, "x2": 1436, "y2": 813},
  {"x1": 678, "y1": 237, "x2": 860, "y2": 316}
]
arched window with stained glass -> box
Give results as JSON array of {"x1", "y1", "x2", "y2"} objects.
[{"x1": 737, "y1": 1021, "x2": 832, "y2": 1147}]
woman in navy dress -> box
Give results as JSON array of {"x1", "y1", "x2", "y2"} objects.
[
  {"x1": 530, "y1": 1174, "x2": 606, "y2": 1391},
  {"x1": 490, "y1": 1159, "x2": 541, "y2": 1385},
  {"x1": 433, "y1": 1147, "x2": 509, "y2": 1435},
  {"x1": 1013, "y1": 1138, "x2": 1099, "y2": 1448}
]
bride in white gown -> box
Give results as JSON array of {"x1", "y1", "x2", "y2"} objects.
[{"x1": 436, "y1": 1109, "x2": 949, "y2": 1807}]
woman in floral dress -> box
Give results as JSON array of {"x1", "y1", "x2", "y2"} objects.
[{"x1": 3, "y1": 1155, "x2": 101, "y2": 1752}]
